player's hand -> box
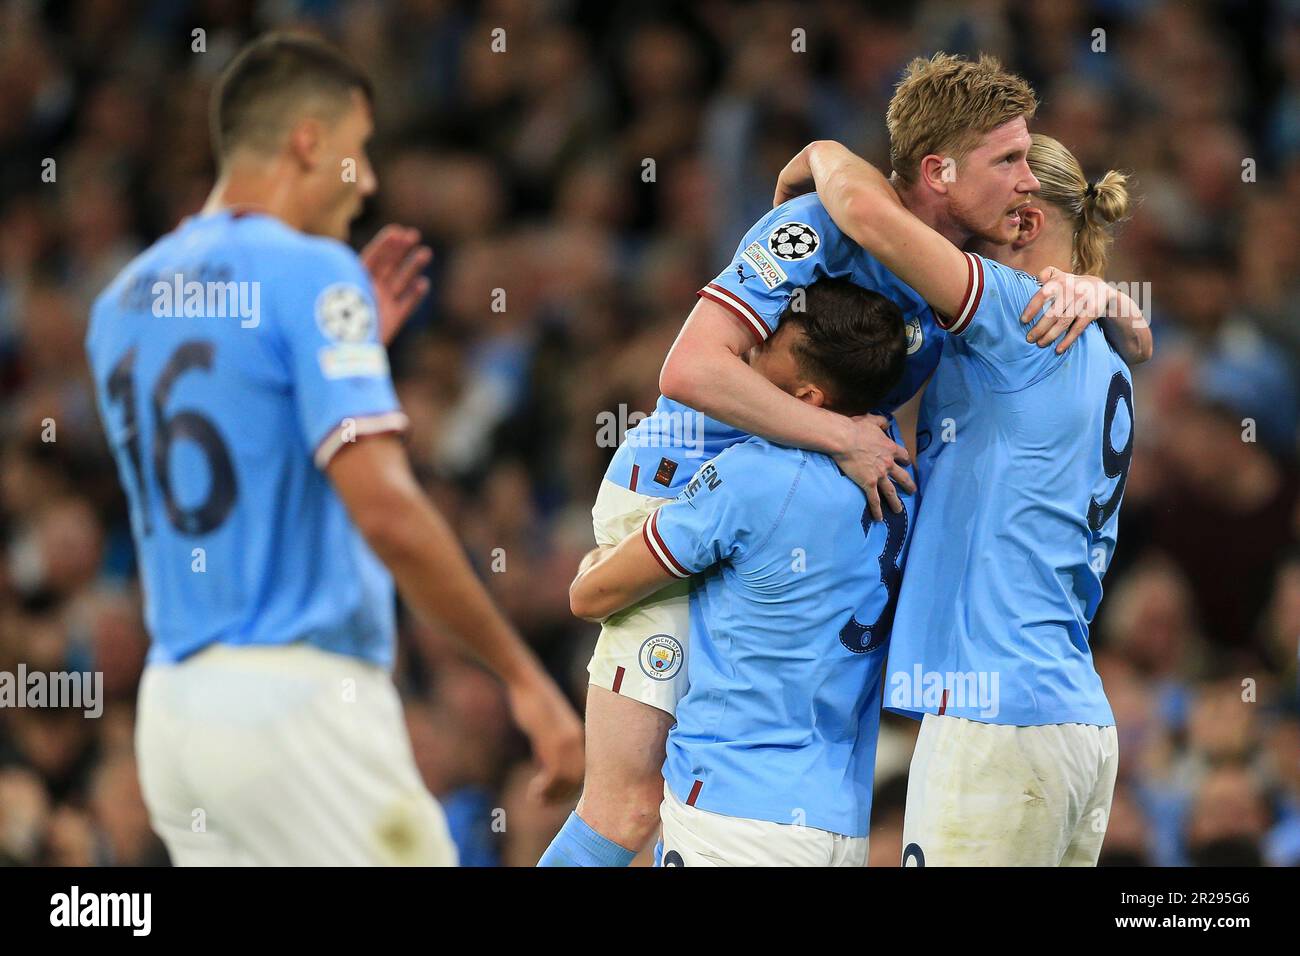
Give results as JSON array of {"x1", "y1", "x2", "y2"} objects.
[
  {"x1": 507, "y1": 672, "x2": 585, "y2": 803},
  {"x1": 833, "y1": 414, "x2": 914, "y2": 522},
  {"x1": 1021, "y1": 266, "x2": 1114, "y2": 355},
  {"x1": 773, "y1": 143, "x2": 818, "y2": 207},
  {"x1": 361, "y1": 224, "x2": 433, "y2": 345}
]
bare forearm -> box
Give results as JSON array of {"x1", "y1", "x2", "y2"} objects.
[
  {"x1": 377, "y1": 498, "x2": 546, "y2": 687},
  {"x1": 807, "y1": 142, "x2": 896, "y2": 243},
  {"x1": 1100, "y1": 288, "x2": 1153, "y2": 364},
  {"x1": 570, "y1": 541, "x2": 673, "y2": 622},
  {"x1": 672, "y1": 353, "x2": 853, "y2": 456},
  {"x1": 569, "y1": 548, "x2": 621, "y2": 622}
]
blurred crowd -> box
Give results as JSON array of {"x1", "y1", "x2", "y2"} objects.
[{"x1": 0, "y1": 0, "x2": 1297, "y2": 867}]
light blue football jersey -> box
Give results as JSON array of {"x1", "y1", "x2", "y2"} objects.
[
  {"x1": 605, "y1": 193, "x2": 943, "y2": 498},
  {"x1": 885, "y1": 252, "x2": 1131, "y2": 727},
  {"x1": 646, "y1": 431, "x2": 916, "y2": 837},
  {"x1": 86, "y1": 209, "x2": 406, "y2": 667}
]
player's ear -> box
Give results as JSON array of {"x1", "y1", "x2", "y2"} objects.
[
  {"x1": 918, "y1": 154, "x2": 952, "y2": 196},
  {"x1": 1013, "y1": 206, "x2": 1045, "y2": 250},
  {"x1": 287, "y1": 117, "x2": 323, "y2": 171},
  {"x1": 794, "y1": 382, "x2": 828, "y2": 408}
]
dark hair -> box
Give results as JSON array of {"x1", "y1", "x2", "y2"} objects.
[
  {"x1": 210, "y1": 32, "x2": 373, "y2": 161},
  {"x1": 778, "y1": 277, "x2": 907, "y2": 416}
]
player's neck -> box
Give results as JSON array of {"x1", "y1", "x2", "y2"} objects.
[
  {"x1": 1005, "y1": 235, "x2": 1075, "y2": 277},
  {"x1": 202, "y1": 156, "x2": 311, "y2": 232},
  {"x1": 892, "y1": 177, "x2": 970, "y2": 248}
]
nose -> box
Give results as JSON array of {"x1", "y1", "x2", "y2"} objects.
[
  {"x1": 1020, "y1": 160, "x2": 1041, "y2": 194},
  {"x1": 359, "y1": 163, "x2": 378, "y2": 199}
]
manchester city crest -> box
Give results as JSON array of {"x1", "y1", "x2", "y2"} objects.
[{"x1": 639, "y1": 634, "x2": 684, "y2": 681}]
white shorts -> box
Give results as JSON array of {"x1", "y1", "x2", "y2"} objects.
[
  {"x1": 659, "y1": 783, "x2": 868, "y2": 867},
  {"x1": 586, "y1": 479, "x2": 691, "y2": 716},
  {"x1": 136, "y1": 642, "x2": 457, "y2": 866},
  {"x1": 901, "y1": 714, "x2": 1118, "y2": 866}
]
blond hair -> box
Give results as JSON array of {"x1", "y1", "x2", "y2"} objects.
[
  {"x1": 886, "y1": 53, "x2": 1038, "y2": 186},
  {"x1": 1027, "y1": 133, "x2": 1130, "y2": 277}
]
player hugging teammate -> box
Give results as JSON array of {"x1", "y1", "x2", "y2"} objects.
[
  {"x1": 545, "y1": 53, "x2": 1151, "y2": 867},
  {"x1": 87, "y1": 32, "x2": 1151, "y2": 868}
]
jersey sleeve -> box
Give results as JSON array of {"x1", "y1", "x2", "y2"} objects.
[
  {"x1": 641, "y1": 442, "x2": 793, "y2": 578},
  {"x1": 272, "y1": 240, "x2": 407, "y2": 468},
  {"x1": 936, "y1": 252, "x2": 1063, "y2": 388},
  {"x1": 698, "y1": 196, "x2": 852, "y2": 345}
]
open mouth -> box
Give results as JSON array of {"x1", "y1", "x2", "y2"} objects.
[{"x1": 1006, "y1": 202, "x2": 1031, "y2": 227}]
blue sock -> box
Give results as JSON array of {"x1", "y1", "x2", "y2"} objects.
[{"x1": 537, "y1": 811, "x2": 636, "y2": 867}]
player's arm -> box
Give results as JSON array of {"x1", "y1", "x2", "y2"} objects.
[
  {"x1": 281, "y1": 240, "x2": 580, "y2": 801},
  {"x1": 569, "y1": 535, "x2": 676, "y2": 622},
  {"x1": 328, "y1": 434, "x2": 583, "y2": 799},
  {"x1": 1019, "y1": 267, "x2": 1153, "y2": 364},
  {"x1": 780, "y1": 141, "x2": 1152, "y2": 361},
  {"x1": 659, "y1": 297, "x2": 912, "y2": 521},
  {"x1": 572, "y1": 447, "x2": 772, "y2": 622},
  {"x1": 774, "y1": 141, "x2": 973, "y2": 319}
]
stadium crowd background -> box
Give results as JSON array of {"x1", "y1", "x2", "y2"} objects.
[{"x1": 0, "y1": 0, "x2": 1296, "y2": 867}]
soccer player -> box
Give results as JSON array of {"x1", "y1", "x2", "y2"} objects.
[
  {"x1": 85, "y1": 33, "x2": 582, "y2": 866},
  {"x1": 570, "y1": 278, "x2": 914, "y2": 866},
  {"x1": 542, "y1": 52, "x2": 1133, "y2": 868},
  {"x1": 538, "y1": 191, "x2": 942, "y2": 866},
  {"x1": 772, "y1": 132, "x2": 1149, "y2": 865}
]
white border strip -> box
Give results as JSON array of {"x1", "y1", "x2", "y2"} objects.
[{"x1": 314, "y1": 411, "x2": 410, "y2": 469}]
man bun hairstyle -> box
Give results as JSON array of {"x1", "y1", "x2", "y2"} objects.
[{"x1": 1027, "y1": 133, "x2": 1132, "y2": 277}]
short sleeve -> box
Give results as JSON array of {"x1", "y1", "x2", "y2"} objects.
[
  {"x1": 936, "y1": 252, "x2": 1063, "y2": 389},
  {"x1": 272, "y1": 240, "x2": 407, "y2": 468},
  {"x1": 698, "y1": 196, "x2": 852, "y2": 345},
  {"x1": 642, "y1": 442, "x2": 793, "y2": 577}
]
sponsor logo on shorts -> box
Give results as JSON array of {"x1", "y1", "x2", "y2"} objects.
[{"x1": 639, "y1": 634, "x2": 684, "y2": 681}]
